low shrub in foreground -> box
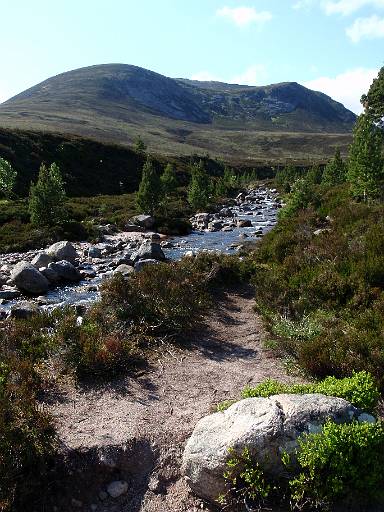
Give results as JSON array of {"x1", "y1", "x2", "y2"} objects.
[
  {"x1": 57, "y1": 257, "x2": 216, "y2": 377},
  {"x1": 250, "y1": 183, "x2": 384, "y2": 386},
  {"x1": 242, "y1": 371, "x2": 379, "y2": 412},
  {"x1": 0, "y1": 357, "x2": 56, "y2": 511},
  {"x1": 220, "y1": 421, "x2": 384, "y2": 511}
]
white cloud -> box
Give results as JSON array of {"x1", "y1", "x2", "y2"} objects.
[
  {"x1": 216, "y1": 6, "x2": 272, "y2": 27},
  {"x1": 346, "y1": 14, "x2": 384, "y2": 40},
  {"x1": 324, "y1": 0, "x2": 384, "y2": 15},
  {"x1": 303, "y1": 68, "x2": 378, "y2": 113},
  {"x1": 230, "y1": 64, "x2": 268, "y2": 85}
]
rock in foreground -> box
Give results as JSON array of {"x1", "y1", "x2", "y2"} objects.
[{"x1": 182, "y1": 394, "x2": 365, "y2": 503}]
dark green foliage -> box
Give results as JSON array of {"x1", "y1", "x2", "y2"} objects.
[
  {"x1": 0, "y1": 128, "x2": 148, "y2": 197},
  {"x1": 160, "y1": 163, "x2": 178, "y2": 214},
  {"x1": 278, "y1": 177, "x2": 318, "y2": 219},
  {"x1": 361, "y1": 66, "x2": 384, "y2": 128},
  {"x1": 218, "y1": 448, "x2": 272, "y2": 509},
  {"x1": 287, "y1": 420, "x2": 384, "y2": 510},
  {"x1": 276, "y1": 164, "x2": 303, "y2": 192},
  {"x1": 29, "y1": 162, "x2": 66, "y2": 227},
  {"x1": 133, "y1": 135, "x2": 147, "y2": 154},
  {"x1": 0, "y1": 312, "x2": 61, "y2": 511},
  {"x1": 347, "y1": 114, "x2": 384, "y2": 201},
  {"x1": 188, "y1": 160, "x2": 210, "y2": 210},
  {"x1": 136, "y1": 157, "x2": 162, "y2": 216},
  {"x1": 250, "y1": 183, "x2": 384, "y2": 385},
  {"x1": 322, "y1": 147, "x2": 346, "y2": 186},
  {"x1": 0, "y1": 158, "x2": 17, "y2": 199},
  {"x1": 241, "y1": 371, "x2": 379, "y2": 412},
  {"x1": 220, "y1": 420, "x2": 384, "y2": 511}
]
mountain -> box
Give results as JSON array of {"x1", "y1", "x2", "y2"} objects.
[{"x1": 0, "y1": 64, "x2": 356, "y2": 164}]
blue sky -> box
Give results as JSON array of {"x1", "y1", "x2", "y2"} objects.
[{"x1": 0, "y1": 0, "x2": 383, "y2": 113}]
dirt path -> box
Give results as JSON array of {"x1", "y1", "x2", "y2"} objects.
[{"x1": 47, "y1": 287, "x2": 294, "y2": 512}]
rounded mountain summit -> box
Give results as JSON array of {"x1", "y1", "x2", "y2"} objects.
[{"x1": 0, "y1": 64, "x2": 356, "y2": 162}]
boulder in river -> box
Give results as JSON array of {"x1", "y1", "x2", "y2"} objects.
[
  {"x1": 87, "y1": 246, "x2": 103, "y2": 259},
  {"x1": 48, "y1": 261, "x2": 82, "y2": 282},
  {"x1": 237, "y1": 219, "x2": 252, "y2": 228},
  {"x1": 47, "y1": 241, "x2": 78, "y2": 263},
  {"x1": 130, "y1": 214, "x2": 155, "y2": 230},
  {"x1": 182, "y1": 394, "x2": 365, "y2": 503},
  {"x1": 10, "y1": 261, "x2": 49, "y2": 295},
  {"x1": 132, "y1": 242, "x2": 165, "y2": 263},
  {"x1": 31, "y1": 252, "x2": 54, "y2": 269}
]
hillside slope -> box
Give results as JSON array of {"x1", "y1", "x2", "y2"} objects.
[{"x1": 0, "y1": 64, "x2": 355, "y2": 164}]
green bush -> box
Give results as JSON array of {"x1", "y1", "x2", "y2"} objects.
[
  {"x1": 218, "y1": 447, "x2": 273, "y2": 509},
  {"x1": 241, "y1": 371, "x2": 379, "y2": 412},
  {"x1": 287, "y1": 420, "x2": 384, "y2": 510},
  {"x1": 220, "y1": 421, "x2": 384, "y2": 511},
  {"x1": 0, "y1": 316, "x2": 57, "y2": 511}
]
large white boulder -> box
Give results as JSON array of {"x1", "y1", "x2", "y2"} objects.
[
  {"x1": 47, "y1": 241, "x2": 78, "y2": 263},
  {"x1": 182, "y1": 394, "x2": 363, "y2": 503}
]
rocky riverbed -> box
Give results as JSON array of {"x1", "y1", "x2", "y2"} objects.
[{"x1": 0, "y1": 186, "x2": 280, "y2": 317}]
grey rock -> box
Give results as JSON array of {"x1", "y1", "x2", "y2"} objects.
[
  {"x1": 182, "y1": 394, "x2": 362, "y2": 503},
  {"x1": 114, "y1": 264, "x2": 135, "y2": 277},
  {"x1": 132, "y1": 242, "x2": 165, "y2": 262},
  {"x1": 106, "y1": 480, "x2": 129, "y2": 498},
  {"x1": 125, "y1": 223, "x2": 145, "y2": 232},
  {"x1": 237, "y1": 219, "x2": 252, "y2": 228},
  {"x1": 31, "y1": 252, "x2": 54, "y2": 269},
  {"x1": 10, "y1": 301, "x2": 39, "y2": 319},
  {"x1": 47, "y1": 241, "x2": 78, "y2": 263},
  {"x1": 88, "y1": 246, "x2": 102, "y2": 259},
  {"x1": 207, "y1": 220, "x2": 223, "y2": 232},
  {"x1": 134, "y1": 259, "x2": 160, "y2": 272},
  {"x1": 40, "y1": 266, "x2": 60, "y2": 284},
  {"x1": 131, "y1": 214, "x2": 155, "y2": 230},
  {"x1": 48, "y1": 261, "x2": 82, "y2": 282},
  {"x1": 10, "y1": 261, "x2": 49, "y2": 295}
]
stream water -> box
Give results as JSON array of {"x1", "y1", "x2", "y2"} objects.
[{"x1": 0, "y1": 187, "x2": 280, "y2": 313}]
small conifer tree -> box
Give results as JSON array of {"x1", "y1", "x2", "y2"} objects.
[
  {"x1": 347, "y1": 114, "x2": 384, "y2": 201},
  {"x1": 136, "y1": 157, "x2": 161, "y2": 216},
  {"x1": 187, "y1": 160, "x2": 210, "y2": 210},
  {"x1": 322, "y1": 148, "x2": 346, "y2": 186},
  {"x1": 29, "y1": 163, "x2": 66, "y2": 226},
  {"x1": 0, "y1": 158, "x2": 17, "y2": 199}
]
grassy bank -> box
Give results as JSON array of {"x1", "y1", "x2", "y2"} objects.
[{"x1": 246, "y1": 182, "x2": 384, "y2": 386}]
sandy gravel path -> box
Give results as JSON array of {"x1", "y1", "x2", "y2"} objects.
[{"x1": 47, "y1": 287, "x2": 293, "y2": 512}]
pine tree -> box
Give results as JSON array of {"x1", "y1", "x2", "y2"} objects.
[
  {"x1": 29, "y1": 163, "x2": 66, "y2": 226},
  {"x1": 322, "y1": 148, "x2": 346, "y2": 186},
  {"x1": 133, "y1": 136, "x2": 147, "y2": 155},
  {"x1": 347, "y1": 114, "x2": 384, "y2": 201},
  {"x1": 0, "y1": 158, "x2": 17, "y2": 199},
  {"x1": 361, "y1": 66, "x2": 384, "y2": 128},
  {"x1": 161, "y1": 163, "x2": 177, "y2": 198},
  {"x1": 136, "y1": 157, "x2": 161, "y2": 216},
  {"x1": 188, "y1": 160, "x2": 210, "y2": 211},
  {"x1": 160, "y1": 163, "x2": 178, "y2": 214}
]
